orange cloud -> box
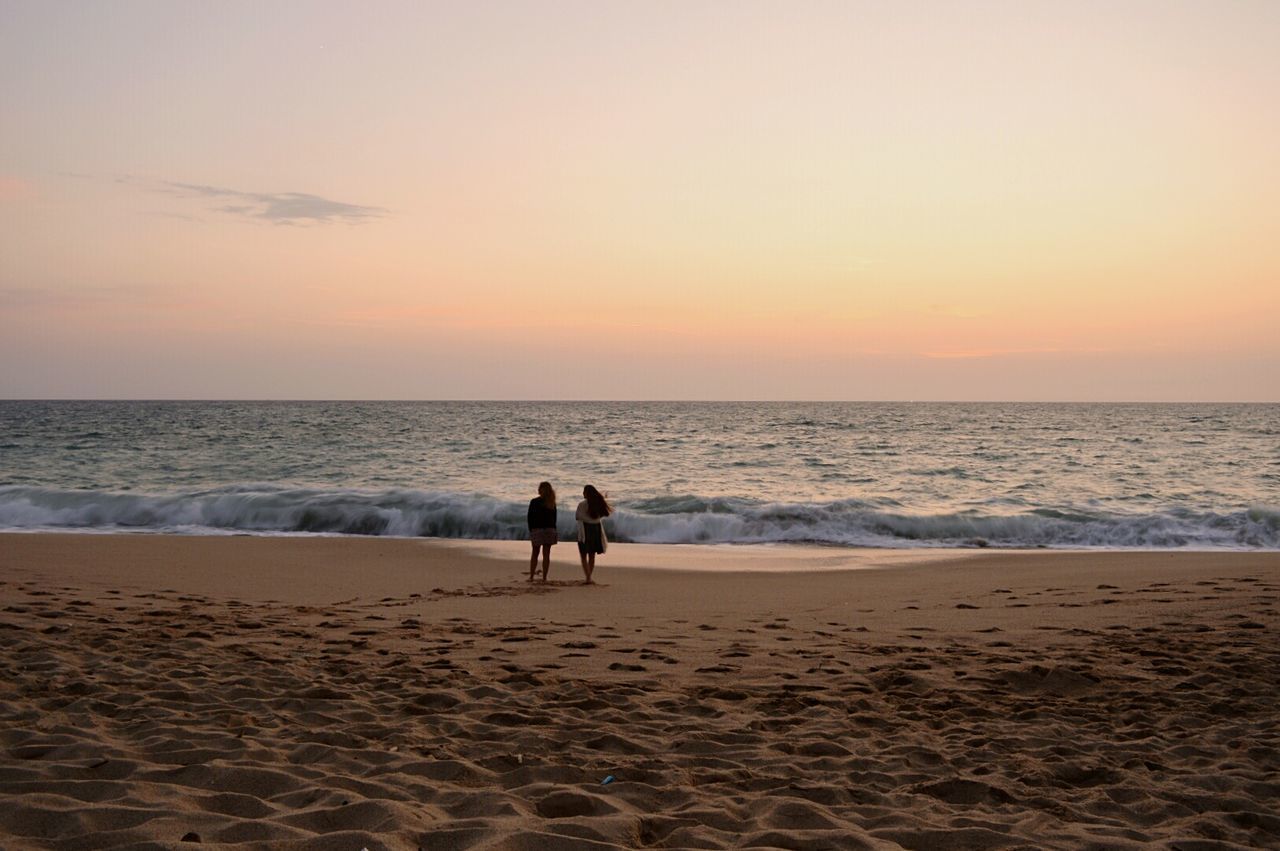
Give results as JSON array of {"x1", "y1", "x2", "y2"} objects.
[{"x1": 920, "y1": 347, "x2": 1109, "y2": 360}]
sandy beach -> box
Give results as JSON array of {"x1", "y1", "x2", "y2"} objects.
[{"x1": 1, "y1": 534, "x2": 1277, "y2": 850}]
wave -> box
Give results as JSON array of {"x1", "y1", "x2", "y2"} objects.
[{"x1": 1, "y1": 485, "x2": 1277, "y2": 549}]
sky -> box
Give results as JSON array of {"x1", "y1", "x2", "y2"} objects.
[{"x1": 2, "y1": 0, "x2": 1278, "y2": 400}]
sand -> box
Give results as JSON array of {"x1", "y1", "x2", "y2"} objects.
[{"x1": 0, "y1": 534, "x2": 1277, "y2": 850}]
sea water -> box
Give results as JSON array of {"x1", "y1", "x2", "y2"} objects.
[{"x1": 1, "y1": 401, "x2": 1276, "y2": 549}]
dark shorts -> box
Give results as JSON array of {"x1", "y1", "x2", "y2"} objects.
[
  {"x1": 578, "y1": 523, "x2": 605, "y2": 555},
  {"x1": 530, "y1": 528, "x2": 558, "y2": 547}
]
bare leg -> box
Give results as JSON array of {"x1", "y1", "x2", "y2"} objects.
[
  {"x1": 529, "y1": 543, "x2": 539, "y2": 581},
  {"x1": 584, "y1": 552, "x2": 595, "y2": 585},
  {"x1": 539, "y1": 544, "x2": 551, "y2": 581},
  {"x1": 579, "y1": 549, "x2": 589, "y2": 582}
]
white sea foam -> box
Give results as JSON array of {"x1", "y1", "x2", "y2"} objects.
[{"x1": 1, "y1": 485, "x2": 1275, "y2": 549}]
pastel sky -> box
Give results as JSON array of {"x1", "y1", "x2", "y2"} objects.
[{"x1": 2, "y1": 0, "x2": 1278, "y2": 400}]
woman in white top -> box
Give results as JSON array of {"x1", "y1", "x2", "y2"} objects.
[{"x1": 575, "y1": 484, "x2": 612, "y2": 585}]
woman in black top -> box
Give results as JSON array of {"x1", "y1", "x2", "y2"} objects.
[{"x1": 527, "y1": 481, "x2": 558, "y2": 582}]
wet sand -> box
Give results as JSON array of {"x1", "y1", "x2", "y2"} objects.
[{"x1": 1, "y1": 534, "x2": 1277, "y2": 849}]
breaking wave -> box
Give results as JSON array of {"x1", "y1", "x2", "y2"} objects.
[{"x1": 1, "y1": 485, "x2": 1277, "y2": 549}]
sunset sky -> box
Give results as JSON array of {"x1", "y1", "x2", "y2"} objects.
[{"x1": 2, "y1": 0, "x2": 1277, "y2": 400}]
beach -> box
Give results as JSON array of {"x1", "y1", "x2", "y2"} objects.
[{"x1": 1, "y1": 534, "x2": 1277, "y2": 850}]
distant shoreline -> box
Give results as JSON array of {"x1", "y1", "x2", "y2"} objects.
[{"x1": 3, "y1": 398, "x2": 1278, "y2": 404}]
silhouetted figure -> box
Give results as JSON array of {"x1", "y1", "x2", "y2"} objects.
[
  {"x1": 527, "y1": 481, "x2": 557, "y2": 582},
  {"x1": 576, "y1": 484, "x2": 612, "y2": 584}
]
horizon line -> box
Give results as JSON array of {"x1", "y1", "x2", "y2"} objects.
[{"x1": 2, "y1": 398, "x2": 1276, "y2": 405}]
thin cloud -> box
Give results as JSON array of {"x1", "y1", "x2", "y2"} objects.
[
  {"x1": 122, "y1": 176, "x2": 386, "y2": 225},
  {"x1": 141, "y1": 210, "x2": 205, "y2": 222},
  {"x1": 0, "y1": 285, "x2": 192, "y2": 309},
  {"x1": 920, "y1": 346, "x2": 1109, "y2": 360}
]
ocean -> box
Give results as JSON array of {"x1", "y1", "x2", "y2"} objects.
[{"x1": 1, "y1": 401, "x2": 1276, "y2": 549}]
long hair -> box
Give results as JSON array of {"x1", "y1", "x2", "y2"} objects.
[
  {"x1": 583, "y1": 484, "x2": 612, "y2": 519},
  {"x1": 538, "y1": 481, "x2": 556, "y2": 509}
]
